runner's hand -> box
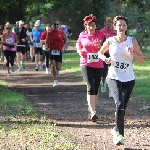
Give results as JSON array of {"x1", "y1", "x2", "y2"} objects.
[
  {"x1": 22, "y1": 38, "x2": 26, "y2": 42},
  {"x1": 105, "y1": 57, "x2": 111, "y2": 64},
  {"x1": 93, "y1": 39, "x2": 101, "y2": 48},
  {"x1": 127, "y1": 45, "x2": 133, "y2": 55}
]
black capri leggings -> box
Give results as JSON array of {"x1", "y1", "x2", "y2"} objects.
[
  {"x1": 81, "y1": 65, "x2": 104, "y2": 95},
  {"x1": 107, "y1": 78, "x2": 135, "y2": 110},
  {"x1": 102, "y1": 52, "x2": 110, "y2": 78},
  {"x1": 107, "y1": 78, "x2": 135, "y2": 136},
  {"x1": 3, "y1": 50, "x2": 15, "y2": 67}
]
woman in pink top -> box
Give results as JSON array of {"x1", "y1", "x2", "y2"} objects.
[
  {"x1": 100, "y1": 17, "x2": 116, "y2": 97},
  {"x1": 2, "y1": 22, "x2": 18, "y2": 76},
  {"x1": 76, "y1": 14, "x2": 104, "y2": 122}
]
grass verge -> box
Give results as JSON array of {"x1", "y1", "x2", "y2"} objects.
[{"x1": 0, "y1": 80, "x2": 83, "y2": 150}]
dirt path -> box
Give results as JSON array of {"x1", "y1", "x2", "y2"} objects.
[{"x1": 0, "y1": 49, "x2": 150, "y2": 150}]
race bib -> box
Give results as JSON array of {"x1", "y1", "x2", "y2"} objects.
[
  {"x1": 51, "y1": 50, "x2": 60, "y2": 55},
  {"x1": 115, "y1": 61, "x2": 129, "y2": 72},
  {"x1": 6, "y1": 38, "x2": 13, "y2": 44},
  {"x1": 87, "y1": 53, "x2": 99, "y2": 63},
  {"x1": 36, "y1": 42, "x2": 42, "y2": 48}
]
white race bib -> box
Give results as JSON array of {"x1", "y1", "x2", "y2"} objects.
[
  {"x1": 51, "y1": 50, "x2": 60, "y2": 55},
  {"x1": 87, "y1": 53, "x2": 99, "y2": 63},
  {"x1": 115, "y1": 61, "x2": 129, "y2": 72},
  {"x1": 36, "y1": 42, "x2": 42, "y2": 48},
  {"x1": 6, "y1": 38, "x2": 13, "y2": 44}
]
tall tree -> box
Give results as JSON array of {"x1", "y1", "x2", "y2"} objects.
[{"x1": 116, "y1": 0, "x2": 122, "y2": 15}]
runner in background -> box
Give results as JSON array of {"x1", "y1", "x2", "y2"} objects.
[
  {"x1": 32, "y1": 20, "x2": 44, "y2": 71},
  {"x1": 46, "y1": 18, "x2": 67, "y2": 87},
  {"x1": 100, "y1": 17, "x2": 116, "y2": 98},
  {"x1": 98, "y1": 15, "x2": 144, "y2": 145},
  {"x1": 24, "y1": 23, "x2": 30, "y2": 61},
  {"x1": 13, "y1": 20, "x2": 32, "y2": 71},
  {"x1": 2, "y1": 22, "x2": 18, "y2": 76},
  {"x1": 76, "y1": 14, "x2": 104, "y2": 122},
  {"x1": 40, "y1": 24, "x2": 51, "y2": 74},
  {"x1": 29, "y1": 21, "x2": 35, "y2": 61}
]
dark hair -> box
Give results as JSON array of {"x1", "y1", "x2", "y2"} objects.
[
  {"x1": 113, "y1": 15, "x2": 128, "y2": 35},
  {"x1": 83, "y1": 14, "x2": 97, "y2": 26}
]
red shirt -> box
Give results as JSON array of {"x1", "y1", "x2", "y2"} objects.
[
  {"x1": 47, "y1": 29, "x2": 64, "y2": 50},
  {"x1": 40, "y1": 30, "x2": 51, "y2": 44}
]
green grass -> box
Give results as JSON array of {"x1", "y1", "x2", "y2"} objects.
[
  {"x1": 0, "y1": 79, "x2": 83, "y2": 149},
  {"x1": 0, "y1": 117, "x2": 82, "y2": 149},
  {"x1": 0, "y1": 80, "x2": 37, "y2": 116},
  {"x1": 62, "y1": 51, "x2": 81, "y2": 76},
  {"x1": 131, "y1": 52, "x2": 150, "y2": 101}
]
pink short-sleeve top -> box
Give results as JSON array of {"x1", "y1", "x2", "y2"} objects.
[{"x1": 77, "y1": 30, "x2": 104, "y2": 68}]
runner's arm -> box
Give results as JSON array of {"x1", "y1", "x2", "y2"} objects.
[
  {"x1": 62, "y1": 31, "x2": 68, "y2": 48},
  {"x1": 14, "y1": 33, "x2": 19, "y2": 43},
  {"x1": 131, "y1": 38, "x2": 144, "y2": 63},
  {"x1": 98, "y1": 39, "x2": 110, "y2": 61}
]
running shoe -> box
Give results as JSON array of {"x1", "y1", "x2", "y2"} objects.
[
  {"x1": 101, "y1": 84, "x2": 106, "y2": 93},
  {"x1": 17, "y1": 66, "x2": 22, "y2": 71},
  {"x1": 11, "y1": 66, "x2": 15, "y2": 72},
  {"x1": 109, "y1": 90, "x2": 113, "y2": 98},
  {"x1": 7, "y1": 72, "x2": 11, "y2": 76},
  {"x1": 35, "y1": 65, "x2": 39, "y2": 71},
  {"x1": 111, "y1": 127, "x2": 124, "y2": 145},
  {"x1": 22, "y1": 64, "x2": 25, "y2": 69},
  {"x1": 91, "y1": 115, "x2": 98, "y2": 122},
  {"x1": 53, "y1": 80, "x2": 58, "y2": 87}
]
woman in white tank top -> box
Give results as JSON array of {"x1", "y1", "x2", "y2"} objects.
[{"x1": 98, "y1": 15, "x2": 144, "y2": 146}]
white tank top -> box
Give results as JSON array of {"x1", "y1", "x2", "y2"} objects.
[{"x1": 107, "y1": 36, "x2": 135, "y2": 82}]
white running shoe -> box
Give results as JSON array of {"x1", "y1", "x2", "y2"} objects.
[
  {"x1": 53, "y1": 80, "x2": 58, "y2": 87},
  {"x1": 11, "y1": 66, "x2": 15, "y2": 72},
  {"x1": 111, "y1": 127, "x2": 124, "y2": 145},
  {"x1": 7, "y1": 72, "x2": 11, "y2": 76},
  {"x1": 101, "y1": 84, "x2": 106, "y2": 93},
  {"x1": 56, "y1": 71, "x2": 60, "y2": 77},
  {"x1": 46, "y1": 68, "x2": 50, "y2": 74},
  {"x1": 35, "y1": 65, "x2": 39, "y2": 71}
]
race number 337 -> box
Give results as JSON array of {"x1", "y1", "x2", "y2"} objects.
[
  {"x1": 87, "y1": 53, "x2": 99, "y2": 63},
  {"x1": 115, "y1": 61, "x2": 129, "y2": 72}
]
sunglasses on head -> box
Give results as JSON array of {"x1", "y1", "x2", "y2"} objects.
[
  {"x1": 54, "y1": 23, "x2": 59, "y2": 25},
  {"x1": 6, "y1": 27, "x2": 11, "y2": 29}
]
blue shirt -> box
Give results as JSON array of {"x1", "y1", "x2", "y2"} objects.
[{"x1": 32, "y1": 29, "x2": 44, "y2": 48}]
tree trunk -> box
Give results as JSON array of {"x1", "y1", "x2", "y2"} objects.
[{"x1": 116, "y1": 0, "x2": 122, "y2": 15}]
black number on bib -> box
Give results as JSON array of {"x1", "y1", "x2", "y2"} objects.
[{"x1": 115, "y1": 62, "x2": 129, "y2": 70}]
